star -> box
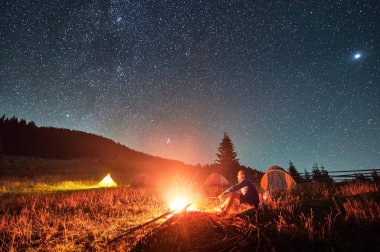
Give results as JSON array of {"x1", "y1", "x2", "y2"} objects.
[
  {"x1": 1, "y1": 0, "x2": 379, "y2": 172},
  {"x1": 353, "y1": 53, "x2": 362, "y2": 60}
]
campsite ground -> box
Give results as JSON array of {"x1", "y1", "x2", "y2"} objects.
[{"x1": 1, "y1": 177, "x2": 380, "y2": 251}]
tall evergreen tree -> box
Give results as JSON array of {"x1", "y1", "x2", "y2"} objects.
[
  {"x1": 215, "y1": 133, "x2": 240, "y2": 181},
  {"x1": 288, "y1": 161, "x2": 302, "y2": 183}
]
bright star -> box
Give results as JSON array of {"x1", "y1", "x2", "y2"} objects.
[{"x1": 354, "y1": 53, "x2": 361, "y2": 59}]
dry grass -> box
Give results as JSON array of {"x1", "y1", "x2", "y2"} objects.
[
  {"x1": 132, "y1": 181, "x2": 380, "y2": 251},
  {"x1": 0, "y1": 178, "x2": 99, "y2": 194},
  {"x1": 250, "y1": 182, "x2": 380, "y2": 249},
  {"x1": 336, "y1": 181, "x2": 378, "y2": 197},
  {"x1": 0, "y1": 186, "x2": 167, "y2": 251},
  {"x1": 0, "y1": 179, "x2": 379, "y2": 251}
]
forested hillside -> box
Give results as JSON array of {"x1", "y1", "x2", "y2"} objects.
[
  {"x1": 0, "y1": 115, "x2": 148, "y2": 159},
  {"x1": 0, "y1": 116, "x2": 196, "y2": 176}
]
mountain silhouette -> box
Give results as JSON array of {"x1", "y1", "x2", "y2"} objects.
[{"x1": 0, "y1": 115, "x2": 195, "y2": 175}]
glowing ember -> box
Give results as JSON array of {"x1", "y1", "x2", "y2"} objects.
[
  {"x1": 98, "y1": 174, "x2": 117, "y2": 187},
  {"x1": 262, "y1": 190, "x2": 270, "y2": 201}
]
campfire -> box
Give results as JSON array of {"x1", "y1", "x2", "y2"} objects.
[
  {"x1": 164, "y1": 175, "x2": 201, "y2": 213},
  {"x1": 168, "y1": 196, "x2": 199, "y2": 212}
]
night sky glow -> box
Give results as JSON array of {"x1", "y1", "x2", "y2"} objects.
[{"x1": 1, "y1": 0, "x2": 379, "y2": 172}]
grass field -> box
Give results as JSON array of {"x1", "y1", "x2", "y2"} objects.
[
  {"x1": 0, "y1": 175, "x2": 379, "y2": 251},
  {"x1": 0, "y1": 183, "x2": 166, "y2": 251}
]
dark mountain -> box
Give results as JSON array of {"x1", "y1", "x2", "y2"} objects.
[
  {"x1": 0, "y1": 115, "x2": 198, "y2": 177},
  {"x1": 0, "y1": 115, "x2": 142, "y2": 159}
]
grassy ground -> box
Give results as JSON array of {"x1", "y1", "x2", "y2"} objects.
[
  {"x1": 0, "y1": 186, "x2": 167, "y2": 251},
  {"x1": 0, "y1": 176, "x2": 379, "y2": 251},
  {"x1": 108, "y1": 182, "x2": 380, "y2": 251},
  {"x1": 0, "y1": 155, "x2": 141, "y2": 185}
]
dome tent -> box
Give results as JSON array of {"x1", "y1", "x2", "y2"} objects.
[
  {"x1": 260, "y1": 165, "x2": 296, "y2": 190},
  {"x1": 98, "y1": 174, "x2": 117, "y2": 187},
  {"x1": 203, "y1": 172, "x2": 230, "y2": 187}
]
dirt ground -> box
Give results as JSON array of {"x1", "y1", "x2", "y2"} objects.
[
  {"x1": 108, "y1": 204, "x2": 380, "y2": 252},
  {"x1": 124, "y1": 210, "x2": 261, "y2": 252}
]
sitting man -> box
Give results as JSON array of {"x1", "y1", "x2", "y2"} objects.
[{"x1": 216, "y1": 170, "x2": 259, "y2": 216}]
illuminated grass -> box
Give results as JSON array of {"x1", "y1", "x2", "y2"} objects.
[
  {"x1": 0, "y1": 185, "x2": 167, "y2": 251},
  {"x1": 0, "y1": 179, "x2": 379, "y2": 251},
  {"x1": 0, "y1": 178, "x2": 100, "y2": 194}
]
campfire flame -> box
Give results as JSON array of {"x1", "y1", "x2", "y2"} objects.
[
  {"x1": 169, "y1": 197, "x2": 185, "y2": 211},
  {"x1": 169, "y1": 197, "x2": 198, "y2": 212}
]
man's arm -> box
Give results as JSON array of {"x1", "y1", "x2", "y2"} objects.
[{"x1": 220, "y1": 179, "x2": 248, "y2": 196}]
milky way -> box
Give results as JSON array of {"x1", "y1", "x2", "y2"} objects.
[{"x1": 1, "y1": 0, "x2": 379, "y2": 171}]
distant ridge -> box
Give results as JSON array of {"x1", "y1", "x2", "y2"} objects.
[
  {"x1": 0, "y1": 115, "x2": 192, "y2": 172},
  {"x1": 0, "y1": 115, "x2": 262, "y2": 182}
]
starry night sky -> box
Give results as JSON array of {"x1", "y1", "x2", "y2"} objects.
[{"x1": 1, "y1": 0, "x2": 379, "y2": 172}]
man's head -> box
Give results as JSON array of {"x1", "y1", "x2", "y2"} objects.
[{"x1": 237, "y1": 170, "x2": 245, "y2": 182}]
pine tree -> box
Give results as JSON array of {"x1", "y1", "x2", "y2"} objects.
[
  {"x1": 312, "y1": 163, "x2": 333, "y2": 183},
  {"x1": 215, "y1": 133, "x2": 240, "y2": 181},
  {"x1": 304, "y1": 168, "x2": 311, "y2": 182},
  {"x1": 320, "y1": 164, "x2": 334, "y2": 183},
  {"x1": 312, "y1": 163, "x2": 322, "y2": 182},
  {"x1": 288, "y1": 161, "x2": 302, "y2": 183}
]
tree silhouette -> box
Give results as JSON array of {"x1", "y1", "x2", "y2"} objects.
[
  {"x1": 312, "y1": 163, "x2": 333, "y2": 183},
  {"x1": 215, "y1": 133, "x2": 240, "y2": 181},
  {"x1": 371, "y1": 170, "x2": 380, "y2": 183},
  {"x1": 288, "y1": 161, "x2": 303, "y2": 183},
  {"x1": 320, "y1": 165, "x2": 334, "y2": 183},
  {"x1": 303, "y1": 168, "x2": 312, "y2": 182},
  {"x1": 354, "y1": 173, "x2": 369, "y2": 182}
]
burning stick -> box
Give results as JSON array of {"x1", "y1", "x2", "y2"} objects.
[
  {"x1": 130, "y1": 203, "x2": 193, "y2": 251},
  {"x1": 169, "y1": 196, "x2": 218, "y2": 212},
  {"x1": 106, "y1": 210, "x2": 174, "y2": 244}
]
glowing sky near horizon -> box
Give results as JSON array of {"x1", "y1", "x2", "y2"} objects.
[{"x1": 1, "y1": 0, "x2": 379, "y2": 172}]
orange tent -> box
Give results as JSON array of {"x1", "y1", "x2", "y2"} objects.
[{"x1": 260, "y1": 166, "x2": 296, "y2": 190}]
